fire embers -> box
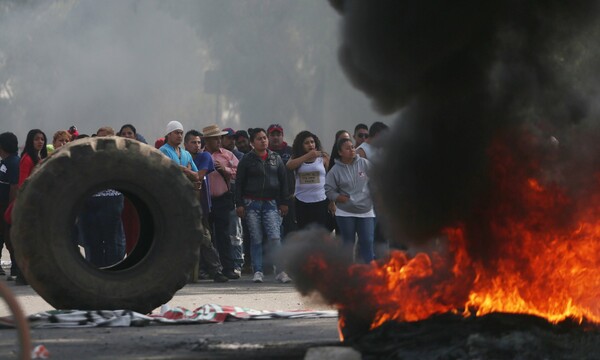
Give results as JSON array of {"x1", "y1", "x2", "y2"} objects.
[{"x1": 349, "y1": 312, "x2": 600, "y2": 359}]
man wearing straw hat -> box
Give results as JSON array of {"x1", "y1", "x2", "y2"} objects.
[{"x1": 202, "y1": 124, "x2": 240, "y2": 280}]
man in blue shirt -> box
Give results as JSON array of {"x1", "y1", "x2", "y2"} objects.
[
  {"x1": 160, "y1": 121, "x2": 199, "y2": 184},
  {"x1": 184, "y1": 130, "x2": 228, "y2": 283}
]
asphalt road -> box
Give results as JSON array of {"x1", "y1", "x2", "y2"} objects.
[{"x1": 0, "y1": 271, "x2": 342, "y2": 359}]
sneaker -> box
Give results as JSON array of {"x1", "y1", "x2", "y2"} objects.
[
  {"x1": 275, "y1": 271, "x2": 292, "y2": 284},
  {"x1": 223, "y1": 269, "x2": 240, "y2": 280},
  {"x1": 198, "y1": 270, "x2": 211, "y2": 280},
  {"x1": 252, "y1": 271, "x2": 264, "y2": 283},
  {"x1": 212, "y1": 272, "x2": 229, "y2": 283}
]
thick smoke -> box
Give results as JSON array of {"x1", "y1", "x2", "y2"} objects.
[
  {"x1": 331, "y1": 1, "x2": 600, "y2": 260},
  {"x1": 0, "y1": 0, "x2": 393, "y2": 148},
  {"x1": 0, "y1": 1, "x2": 208, "y2": 140}
]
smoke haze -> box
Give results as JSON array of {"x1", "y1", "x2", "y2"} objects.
[
  {"x1": 281, "y1": 1, "x2": 600, "y2": 332},
  {"x1": 329, "y1": 1, "x2": 600, "y2": 259},
  {"x1": 0, "y1": 0, "x2": 393, "y2": 146}
]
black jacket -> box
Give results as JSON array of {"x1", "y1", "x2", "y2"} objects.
[{"x1": 235, "y1": 150, "x2": 289, "y2": 207}]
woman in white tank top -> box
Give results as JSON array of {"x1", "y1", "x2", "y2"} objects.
[{"x1": 286, "y1": 131, "x2": 330, "y2": 229}]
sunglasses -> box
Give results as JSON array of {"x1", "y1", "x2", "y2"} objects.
[{"x1": 357, "y1": 133, "x2": 369, "y2": 139}]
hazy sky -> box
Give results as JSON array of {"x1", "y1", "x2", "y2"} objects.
[{"x1": 0, "y1": 0, "x2": 395, "y2": 149}]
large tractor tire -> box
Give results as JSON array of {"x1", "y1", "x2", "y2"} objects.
[{"x1": 11, "y1": 137, "x2": 202, "y2": 314}]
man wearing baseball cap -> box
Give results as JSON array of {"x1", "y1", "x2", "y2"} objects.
[
  {"x1": 221, "y1": 128, "x2": 244, "y2": 160},
  {"x1": 233, "y1": 130, "x2": 251, "y2": 154},
  {"x1": 266, "y1": 124, "x2": 292, "y2": 163}
]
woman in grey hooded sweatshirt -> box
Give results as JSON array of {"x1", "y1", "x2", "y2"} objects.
[{"x1": 325, "y1": 138, "x2": 375, "y2": 263}]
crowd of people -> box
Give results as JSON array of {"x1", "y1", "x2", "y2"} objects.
[{"x1": 0, "y1": 120, "x2": 389, "y2": 286}]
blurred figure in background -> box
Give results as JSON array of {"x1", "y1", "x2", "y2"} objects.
[
  {"x1": 118, "y1": 123, "x2": 148, "y2": 144},
  {"x1": 328, "y1": 130, "x2": 351, "y2": 172},
  {"x1": 234, "y1": 130, "x2": 252, "y2": 154},
  {"x1": 154, "y1": 137, "x2": 165, "y2": 149},
  {"x1": 221, "y1": 128, "x2": 244, "y2": 160},
  {"x1": 267, "y1": 124, "x2": 296, "y2": 244},
  {"x1": 77, "y1": 127, "x2": 126, "y2": 267},
  {"x1": 47, "y1": 130, "x2": 71, "y2": 154},
  {"x1": 118, "y1": 124, "x2": 137, "y2": 140},
  {"x1": 19, "y1": 129, "x2": 47, "y2": 187},
  {"x1": 116, "y1": 124, "x2": 143, "y2": 255},
  {"x1": 0, "y1": 132, "x2": 20, "y2": 280},
  {"x1": 67, "y1": 125, "x2": 79, "y2": 140},
  {"x1": 221, "y1": 128, "x2": 245, "y2": 275},
  {"x1": 356, "y1": 121, "x2": 389, "y2": 160},
  {"x1": 353, "y1": 123, "x2": 369, "y2": 148},
  {"x1": 12, "y1": 129, "x2": 48, "y2": 284},
  {"x1": 356, "y1": 121, "x2": 390, "y2": 259}
]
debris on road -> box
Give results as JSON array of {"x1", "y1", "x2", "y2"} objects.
[
  {"x1": 11, "y1": 304, "x2": 337, "y2": 329},
  {"x1": 31, "y1": 344, "x2": 50, "y2": 358}
]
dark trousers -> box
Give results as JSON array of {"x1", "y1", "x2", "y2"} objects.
[
  {"x1": 199, "y1": 215, "x2": 223, "y2": 275},
  {"x1": 0, "y1": 201, "x2": 6, "y2": 258},
  {"x1": 210, "y1": 194, "x2": 234, "y2": 272},
  {"x1": 295, "y1": 198, "x2": 329, "y2": 230},
  {"x1": 0, "y1": 201, "x2": 20, "y2": 277},
  {"x1": 78, "y1": 195, "x2": 126, "y2": 268},
  {"x1": 0, "y1": 201, "x2": 4, "y2": 254}
]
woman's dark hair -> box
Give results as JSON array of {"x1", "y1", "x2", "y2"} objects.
[
  {"x1": 291, "y1": 131, "x2": 322, "y2": 158},
  {"x1": 328, "y1": 130, "x2": 350, "y2": 171},
  {"x1": 118, "y1": 124, "x2": 137, "y2": 136},
  {"x1": 0, "y1": 132, "x2": 19, "y2": 154},
  {"x1": 21, "y1": 129, "x2": 48, "y2": 165},
  {"x1": 336, "y1": 137, "x2": 353, "y2": 154},
  {"x1": 248, "y1": 127, "x2": 266, "y2": 142}
]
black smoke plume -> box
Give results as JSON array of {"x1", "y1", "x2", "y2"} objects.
[{"x1": 330, "y1": 0, "x2": 600, "y2": 261}]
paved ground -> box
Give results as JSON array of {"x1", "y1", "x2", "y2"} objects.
[{"x1": 0, "y1": 250, "x2": 342, "y2": 359}]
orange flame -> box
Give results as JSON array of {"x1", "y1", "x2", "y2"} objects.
[{"x1": 312, "y1": 134, "x2": 600, "y2": 337}]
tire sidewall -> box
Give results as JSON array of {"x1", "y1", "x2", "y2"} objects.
[{"x1": 12, "y1": 137, "x2": 202, "y2": 313}]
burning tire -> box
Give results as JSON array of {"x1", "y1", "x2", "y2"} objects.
[{"x1": 11, "y1": 137, "x2": 202, "y2": 314}]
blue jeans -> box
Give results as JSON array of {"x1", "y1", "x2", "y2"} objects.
[
  {"x1": 336, "y1": 216, "x2": 375, "y2": 263},
  {"x1": 244, "y1": 199, "x2": 282, "y2": 273},
  {"x1": 229, "y1": 208, "x2": 244, "y2": 270}
]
